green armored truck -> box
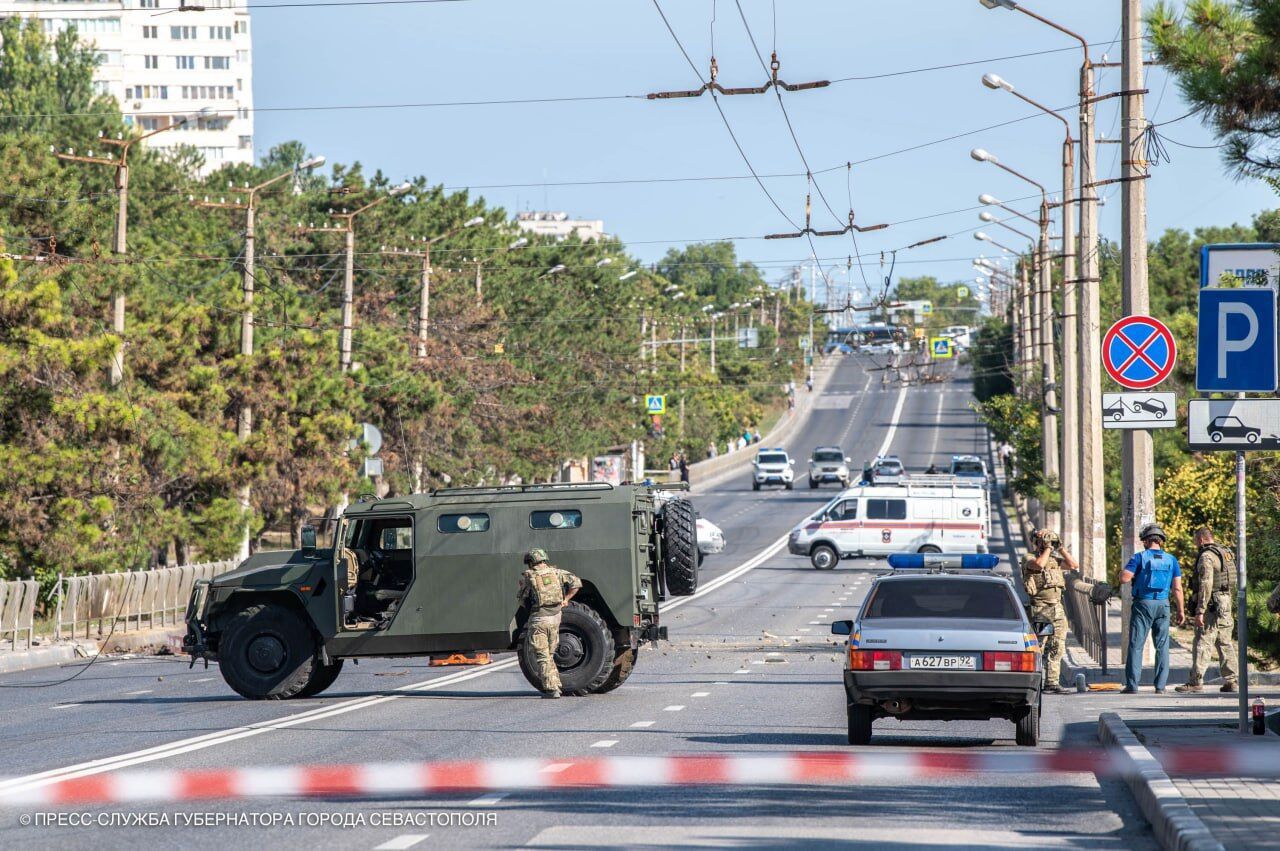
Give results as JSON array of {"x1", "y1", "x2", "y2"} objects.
[{"x1": 183, "y1": 482, "x2": 699, "y2": 699}]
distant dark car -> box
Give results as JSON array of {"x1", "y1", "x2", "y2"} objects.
[
  {"x1": 1131, "y1": 398, "x2": 1167, "y2": 418},
  {"x1": 1104, "y1": 400, "x2": 1126, "y2": 422},
  {"x1": 1209, "y1": 415, "x2": 1260, "y2": 444}
]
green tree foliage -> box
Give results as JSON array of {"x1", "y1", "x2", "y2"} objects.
[
  {"x1": 892, "y1": 275, "x2": 982, "y2": 331},
  {"x1": 1149, "y1": 0, "x2": 1280, "y2": 176},
  {"x1": 970, "y1": 318, "x2": 1015, "y2": 402},
  {"x1": 0, "y1": 19, "x2": 808, "y2": 584}
]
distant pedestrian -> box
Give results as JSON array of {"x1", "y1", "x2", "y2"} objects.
[
  {"x1": 805, "y1": 374, "x2": 814, "y2": 392},
  {"x1": 707, "y1": 442, "x2": 718, "y2": 459},
  {"x1": 1175, "y1": 527, "x2": 1238, "y2": 694},
  {"x1": 679, "y1": 453, "x2": 689, "y2": 483},
  {"x1": 737, "y1": 436, "x2": 746, "y2": 451},
  {"x1": 753, "y1": 429, "x2": 762, "y2": 444},
  {"x1": 1120, "y1": 523, "x2": 1186, "y2": 693}
]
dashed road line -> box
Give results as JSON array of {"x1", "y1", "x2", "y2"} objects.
[
  {"x1": 51, "y1": 704, "x2": 81, "y2": 710},
  {"x1": 467, "y1": 794, "x2": 507, "y2": 806},
  {"x1": 630, "y1": 721, "x2": 655, "y2": 728},
  {"x1": 374, "y1": 835, "x2": 429, "y2": 850},
  {"x1": 663, "y1": 705, "x2": 686, "y2": 712},
  {"x1": 123, "y1": 690, "x2": 153, "y2": 696},
  {"x1": 691, "y1": 692, "x2": 710, "y2": 698},
  {"x1": 590, "y1": 740, "x2": 619, "y2": 748}
]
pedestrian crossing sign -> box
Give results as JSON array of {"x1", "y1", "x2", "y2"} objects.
[
  {"x1": 645, "y1": 395, "x2": 666, "y2": 415},
  {"x1": 930, "y1": 337, "x2": 954, "y2": 359}
]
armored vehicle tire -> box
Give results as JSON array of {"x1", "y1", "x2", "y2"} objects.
[
  {"x1": 218, "y1": 603, "x2": 318, "y2": 700},
  {"x1": 785, "y1": 481, "x2": 794, "y2": 490},
  {"x1": 298, "y1": 658, "x2": 344, "y2": 698},
  {"x1": 847, "y1": 703, "x2": 873, "y2": 745},
  {"x1": 1015, "y1": 702, "x2": 1040, "y2": 747},
  {"x1": 594, "y1": 646, "x2": 638, "y2": 694},
  {"x1": 753, "y1": 482, "x2": 760, "y2": 491},
  {"x1": 518, "y1": 602, "x2": 616, "y2": 696},
  {"x1": 811, "y1": 543, "x2": 838, "y2": 570},
  {"x1": 661, "y1": 498, "x2": 699, "y2": 597}
]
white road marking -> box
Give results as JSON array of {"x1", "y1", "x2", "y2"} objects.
[
  {"x1": 824, "y1": 608, "x2": 834, "y2": 612},
  {"x1": 875, "y1": 386, "x2": 909, "y2": 458},
  {"x1": 374, "y1": 835, "x2": 429, "y2": 850},
  {"x1": 798, "y1": 628, "x2": 812, "y2": 632},
  {"x1": 467, "y1": 794, "x2": 507, "y2": 806},
  {"x1": 815, "y1": 614, "x2": 829, "y2": 619},
  {"x1": 733, "y1": 669, "x2": 750, "y2": 674},
  {"x1": 663, "y1": 705, "x2": 686, "y2": 712},
  {"x1": 808, "y1": 621, "x2": 822, "y2": 625},
  {"x1": 123, "y1": 690, "x2": 153, "y2": 696},
  {"x1": 51, "y1": 704, "x2": 81, "y2": 710},
  {"x1": 1, "y1": 521, "x2": 795, "y2": 797},
  {"x1": 590, "y1": 740, "x2": 619, "y2": 748},
  {"x1": 190, "y1": 678, "x2": 215, "y2": 683},
  {"x1": 691, "y1": 692, "x2": 710, "y2": 697},
  {"x1": 630, "y1": 721, "x2": 655, "y2": 728}
]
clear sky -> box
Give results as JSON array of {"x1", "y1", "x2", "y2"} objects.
[{"x1": 251, "y1": 0, "x2": 1275, "y2": 301}]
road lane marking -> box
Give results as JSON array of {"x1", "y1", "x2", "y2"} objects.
[
  {"x1": 467, "y1": 793, "x2": 506, "y2": 806},
  {"x1": 630, "y1": 721, "x2": 655, "y2": 728},
  {"x1": 590, "y1": 740, "x2": 619, "y2": 748},
  {"x1": 375, "y1": 834, "x2": 429, "y2": 849},
  {"x1": 123, "y1": 690, "x2": 153, "y2": 696},
  {"x1": 691, "y1": 692, "x2": 710, "y2": 697},
  {"x1": 663, "y1": 705, "x2": 685, "y2": 712},
  {"x1": 875, "y1": 386, "x2": 909, "y2": 458},
  {"x1": 0, "y1": 529, "x2": 797, "y2": 796},
  {"x1": 52, "y1": 704, "x2": 81, "y2": 710},
  {"x1": 733, "y1": 669, "x2": 750, "y2": 674},
  {"x1": 191, "y1": 678, "x2": 215, "y2": 683}
]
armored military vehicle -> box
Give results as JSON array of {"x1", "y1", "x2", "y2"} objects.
[{"x1": 183, "y1": 482, "x2": 699, "y2": 700}]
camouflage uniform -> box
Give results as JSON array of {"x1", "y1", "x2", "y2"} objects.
[
  {"x1": 517, "y1": 556, "x2": 582, "y2": 695},
  {"x1": 1022, "y1": 536, "x2": 1068, "y2": 689},
  {"x1": 1187, "y1": 543, "x2": 1238, "y2": 687}
]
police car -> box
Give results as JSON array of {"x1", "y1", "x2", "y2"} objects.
[
  {"x1": 751, "y1": 448, "x2": 795, "y2": 491},
  {"x1": 830, "y1": 553, "x2": 1049, "y2": 747}
]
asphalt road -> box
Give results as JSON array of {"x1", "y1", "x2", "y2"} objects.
[{"x1": 0, "y1": 355, "x2": 1159, "y2": 849}]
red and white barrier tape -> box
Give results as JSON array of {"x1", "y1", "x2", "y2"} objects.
[{"x1": 4, "y1": 748, "x2": 1277, "y2": 807}]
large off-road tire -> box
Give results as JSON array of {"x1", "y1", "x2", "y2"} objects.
[
  {"x1": 847, "y1": 703, "x2": 873, "y2": 746},
  {"x1": 1014, "y1": 701, "x2": 1040, "y2": 747},
  {"x1": 517, "y1": 602, "x2": 616, "y2": 696},
  {"x1": 811, "y1": 543, "x2": 838, "y2": 570},
  {"x1": 218, "y1": 603, "x2": 318, "y2": 700},
  {"x1": 298, "y1": 658, "x2": 344, "y2": 698},
  {"x1": 593, "y1": 645, "x2": 638, "y2": 694},
  {"x1": 661, "y1": 498, "x2": 699, "y2": 597},
  {"x1": 753, "y1": 481, "x2": 760, "y2": 491}
]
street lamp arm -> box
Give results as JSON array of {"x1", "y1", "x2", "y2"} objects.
[
  {"x1": 1009, "y1": 89, "x2": 1072, "y2": 141},
  {"x1": 996, "y1": 202, "x2": 1041, "y2": 227},
  {"x1": 1014, "y1": 4, "x2": 1090, "y2": 63},
  {"x1": 989, "y1": 217, "x2": 1036, "y2": 244},
  {"x1": 992, "y1": 160, "x2": 1047, "y2": 199}
]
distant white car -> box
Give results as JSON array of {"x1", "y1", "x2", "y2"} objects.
[{"x1": 696, "y1": 517, "x2": 726, "y2": 566}]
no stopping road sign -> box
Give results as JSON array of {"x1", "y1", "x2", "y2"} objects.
[{"x1": 1102, "y1": 315, "x2": 1177, "y2": 390}]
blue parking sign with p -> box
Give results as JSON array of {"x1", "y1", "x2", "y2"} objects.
[{"x1": 1196, "y1": 288, "x2": 1278, "y2": 392}]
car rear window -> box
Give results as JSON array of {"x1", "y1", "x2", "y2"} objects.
[
  {"x1": 863, "y1": 579, "x2": 1020, "y2": 620},
  {"x1": 813, "y1": 451, "x2": 843, "y2": 463},
  {"x1": 952, "y1": 460, "x2": 985, "y2": 475}
]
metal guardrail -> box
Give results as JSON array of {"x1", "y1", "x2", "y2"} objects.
[
  {"x1": 0, "y1": 580, "x2": 39, "y2": 650},
  {"x1": 1064, "y1": 570, "x2": 1111, "y2": 674},
  {"x1": 54, "y1": 560, "x2": 237, "y2": 641}
]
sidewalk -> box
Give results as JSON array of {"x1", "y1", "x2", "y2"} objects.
[{"x1": 1075, "y1": 605, "x2": 1280, "y2": 850}]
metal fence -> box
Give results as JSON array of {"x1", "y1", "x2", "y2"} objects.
[
  {"x1": 0, "y1": 579, "x2": 39, "y2": 650},
  {"x1": 54, "y1": 560, "x2": 237, "y2": 641},
  {"x1": 1064, "y1": 570, "x2": 1112, "y2": 674}
]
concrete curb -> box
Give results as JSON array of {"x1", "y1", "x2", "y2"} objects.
[
  {"x1": 1097, "y1": 711, "x2": 1225, "y2": 851},
  {"x1": 0, "y1": 640, "x2": 100, "y2": 675},
  {"x1": 688, "y1": 355, "x2": 839, "y2": 494}
]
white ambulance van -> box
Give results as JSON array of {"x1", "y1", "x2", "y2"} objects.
[{"x1": 787, "y1": 475, "x2": 990, "y2": 569}]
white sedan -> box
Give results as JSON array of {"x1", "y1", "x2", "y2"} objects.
[{"x1": 696, "y1": 517, "x2": 726, "y2": 565}]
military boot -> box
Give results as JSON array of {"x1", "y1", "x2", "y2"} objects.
[
  {"x1": 1220, "y1": 681, "x2": 1238, "y2": 693},
  {"x1": 1174, "y1": 683, "x2": 1203, "y2": 693}
]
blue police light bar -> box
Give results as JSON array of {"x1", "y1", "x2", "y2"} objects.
[{"x1": 887, "y1": 553, "x2": 1001, "y2": 570}]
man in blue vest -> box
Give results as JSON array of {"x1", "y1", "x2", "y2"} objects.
[{"x1": 1120, "y1": 523, "x2": 1186, "y2": 693}]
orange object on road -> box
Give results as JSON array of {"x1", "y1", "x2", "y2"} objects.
[{"x1": 429, "y1": 653, "x2": 491, "y2": 667}]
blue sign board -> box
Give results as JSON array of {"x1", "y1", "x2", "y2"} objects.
[{"x1": 1196, "y1": 288, "x2": 1278, "y2": 392}]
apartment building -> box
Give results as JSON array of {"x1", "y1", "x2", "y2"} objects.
[
  {"x1": 0, "y1": 0, "x2": 254, "y2": 173},
  {"x1": 515, "y1": 211, "x2": 606, "y2": 242}
]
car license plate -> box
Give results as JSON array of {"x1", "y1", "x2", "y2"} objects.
[{"x1": 909, "y1": 654, "x2": 975, "y2": 670}]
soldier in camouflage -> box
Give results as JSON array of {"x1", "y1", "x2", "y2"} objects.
[
  {"x1": 1021, "y1": 528, "x2": 1077, "y2": 694},
  {"x1": 1175, "y1": 527, "x2": 1239, "y2": 693},
  {"x1": 517, "y1": 548, "x2": 581, "y2": 699}
]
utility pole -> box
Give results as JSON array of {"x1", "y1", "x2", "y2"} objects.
[
  {"x1": 56, "y1": 120, "x2": 186, "y2": 385},
  {"x1": 1120, "y1": 0, "x2": 1154, "y2": 567},
  {"x1": 1078, "y1": 55, "x2": 1105, "y2": 581},
  {"x1": 1059, "y1": 135, "x2": 1080, "y2": 557},
  {"x1": 710, "y1": 316, "x2": 717, "y2": 372},
  {"x1": 196, "y1": 154, "x2": 325, "y2": 561}
]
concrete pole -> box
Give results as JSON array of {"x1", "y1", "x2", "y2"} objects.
[
  {"x1": 110, "y1": 162, "x2": 128, "y2": 386},
  {"x1": 1078, "y1": 60, "x2": 1106, "y2": 581},
  {"x1": 417, "y1": 247, "x2": 431, "y2": 360},
  {"x1": 1020, "y1": 261, "x2": 1033, "y2": 388},
  {"x1": 1039, "y1": 216, "x2": 1061, "y2": 534},
  {"x1": 710, "y1": 317, "x2": 717, "y2": 372},
  {"x1": 1060, "y1": 137, "x2": 1080, "y2": 558},
  {"x1": 236, "y1": 200, "x2": 256, "y2": 562},
  {"x1": 340, "y1": 226, "x2": 355, "y2": 372},
  {"x1": 1120, "y1": 0, "x2": 1154, "y2": 566}
]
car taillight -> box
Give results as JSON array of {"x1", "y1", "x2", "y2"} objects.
[
  {"x1": 983, "y1": 651, "x2": 1037, "y2": 672},
  {"x1": 849, "y1": 650, "x2": 902, "y2": 671}
]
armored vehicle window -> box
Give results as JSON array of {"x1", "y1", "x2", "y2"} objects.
[
  {"x1": 863, "y1": 579, "x2": 1020, "y2": 621},
  {"x1": 379, "y1": 525, "x2": 413, "y2": 550},
  {"x1": 530, "y1": 509, "x2": 583, "y2": 530},
  {"x1": 866, "y1": 499, "x2": 907, "y2": 520},
  {"x1": 438, "y1": 513, "x2": 491, "y2": 534}
]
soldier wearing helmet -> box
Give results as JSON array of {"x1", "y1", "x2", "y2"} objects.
[
  {"x1": 1120, "y1": 522, "x2": 1185, "y2": 693},
  {"x1": 517, "y1": 549, "x2": 581, "y2": 698},
  {"x1": 1021, "y1": 527, "x2": 1077, "y2": 694}
]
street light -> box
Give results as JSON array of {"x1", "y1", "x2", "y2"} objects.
[
  {"x1": 978, "y1": 211, "x2": 1035, "y2": 243},
  {"x1": 619, "y1": 270, "x2": 637, "y2": 281},
  {"x1": 978, "y1": 193, "x2": 1040, "y2": 228}
]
